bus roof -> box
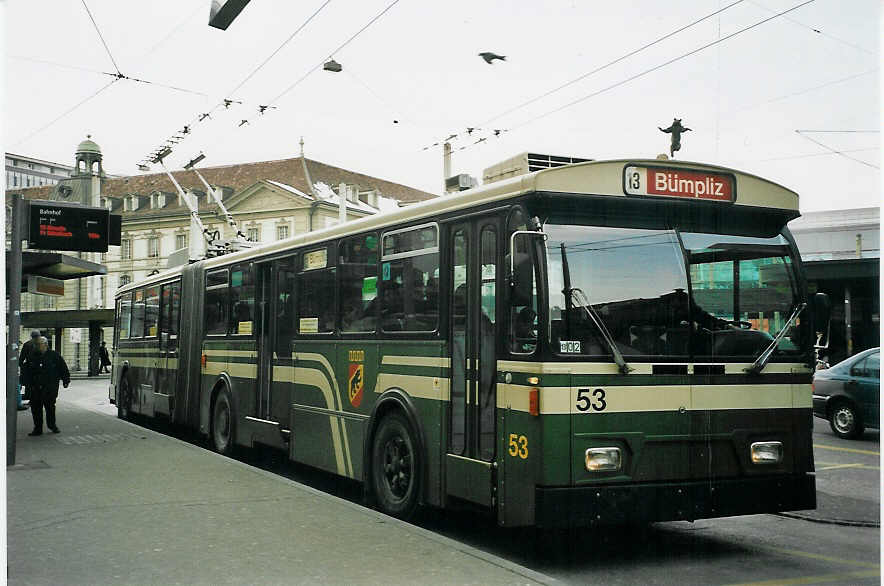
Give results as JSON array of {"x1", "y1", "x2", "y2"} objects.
[{"x1": 116, "y1": 158, "x2": 799, "y2": 296}]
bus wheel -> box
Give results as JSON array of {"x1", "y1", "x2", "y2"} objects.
[
  {"x1": 117, "y1": 375, "x2": 132, "y2": 421},
  {"x1": 371, "y1": 413, "x2": 420, "y2": 519},
  {"x1": 211, "y1": 387, "x2": 236, "y2": 456}
]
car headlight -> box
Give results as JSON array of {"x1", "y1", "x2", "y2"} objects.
[
  {"x1": 750, "y1": 441, "x2": 783, "y2": 464},
  {"x1": 585, "y1": 447, "x2": 622, "y2": 472}
]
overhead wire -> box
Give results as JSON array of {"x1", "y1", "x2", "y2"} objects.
[
  {"x1": 267, "y1": 0, "x2": 402, "y2": 106},
  {"x1": 746, "y1": 0, "x2": 875, "y2": 55},
  {"x1": 138, "y1": 0, "x2": 336, "y2": 164},
  {"x1": 448, "y1": 0, "x2": 818, "y2": 155},
  {"x1": 479, "y1": 0, "x2": 747, "y2": 127},
  {"x1": 81, "y1": 0, "x2": 122, "y2": 74},
  {"x1": 795, "y1": 130, "x2": 879, "y2": 169},
  {"x1": 12, "y1": 78, "x2": 120, "y2": 148},
  {"x1": 144, "y1": 0, "x2": 403, "y2": 169},
  {"x1": 746, "y1": 147, "x2": 878, "y2": 163},
  {"x1": 9, "y1": 55, "x2": 108, "y2": 76},
  {"x1": 421, "y1": 0, "x2": 749, "y2": 152}
]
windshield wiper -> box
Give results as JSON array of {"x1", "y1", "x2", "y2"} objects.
[
  {"x1": 560, "y1": 243, "x2": 632, "y2": 374},
  {"x1": 745, "y1": 303, "x2": 806, "y2": 375}
]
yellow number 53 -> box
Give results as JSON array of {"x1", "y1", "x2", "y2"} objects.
[{"x1": 508, "y1": 433, "x2": 528, "y2": 459}]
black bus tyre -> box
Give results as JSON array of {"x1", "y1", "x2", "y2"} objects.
[
  {"x1": 371, "y1": 413, "x2": 420, "y2": 519},
  {"x1": 211, "y1": 386, "x2": 237, "y2": 456},
  {"x1": 117, "y1": 375, "x2": 133, "y2": 421},
  {"x1": 829, "y1": 401, "x2": 864, "y2": 439}
]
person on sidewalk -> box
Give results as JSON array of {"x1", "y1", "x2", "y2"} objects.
[
  {"x1": 23, "y1": 336, "x2": 70, "y2": 436},
  {"x1": 99, "y1": 341, "x2": 112, "y2": 374},
  {"x1": 18, "y1": 330, "x2": 41, "y2": 410}
]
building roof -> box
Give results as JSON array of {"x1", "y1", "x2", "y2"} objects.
[
  {"x1": 102, "y1": 156, "x2": 434, "y2": 204},
  {"x1": 11, "y1": 155, "x2": 437, "y2": 219},
  {"x1": 789, "y1": 207, "x2": 880, "y2": 231}
]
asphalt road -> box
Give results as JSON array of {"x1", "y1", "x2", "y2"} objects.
[{"x1": 55, "y1": 377, "x2": 880, "y2": 586}]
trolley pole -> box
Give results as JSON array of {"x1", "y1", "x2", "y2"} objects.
[{"x1": 7, "y1": 194, "x2": 23, "y2": 465}]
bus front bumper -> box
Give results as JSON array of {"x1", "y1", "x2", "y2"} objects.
[{"x1": 534, "y1": 474, "x2": 816, "y2": 528}]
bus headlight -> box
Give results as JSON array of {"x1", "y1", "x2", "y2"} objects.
[
  {"x1": 585, "y1": 447, "x2": 622, "y2": 472},
  {"x1": 750, "y1": 441, "x2": 783, "y2": 464}
]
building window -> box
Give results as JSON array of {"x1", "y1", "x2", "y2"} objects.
[
  {"x1": 121, "y1": 239, "x2": 131, "y2": 259},
  {"x1": 176, "y1": 233, "x2": 187, "y2": 250},
  {"x1": 148, "y1": 237, "x2": 160, "y2": 258},
  {"x1": 119, "y1": 274, "x2": 131, "y2": 288},
  {"x1": 277, "y1": 225, "x2": 290, "y2": 240},
  {"x1": 247, "y1": 227, "x2": 259, "y2": 242}
]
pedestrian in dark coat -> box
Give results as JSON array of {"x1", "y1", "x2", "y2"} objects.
[
  {"x1": 23, "y1": 337, "x2": 70, "y2": 436},
  {"x1": 19, "y1": 330, "x2": 41, "y2": 401},
  {"x1": 99, "y1": 341, "x2": 112, "y2": 374}
]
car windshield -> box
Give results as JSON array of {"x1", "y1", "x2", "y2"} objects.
[{"x1": 545, "y1": 224, "x2": 804, "y2": 360}]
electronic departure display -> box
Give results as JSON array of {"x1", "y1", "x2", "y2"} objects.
[
  {"x1": 623, "y1": 165, "x2": 735, "y2": 202},
  {"x1": 27, "y1": 201, "x2": 120, "y2": 252}
]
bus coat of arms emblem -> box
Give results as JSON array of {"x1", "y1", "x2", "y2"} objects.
[{"x1": 348, "y1": 362, "x2": 364, "y2": 408}]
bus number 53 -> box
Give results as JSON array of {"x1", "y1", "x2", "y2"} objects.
[{"x1": 576, "y1": 388, "x2": 606, "y2": 412}]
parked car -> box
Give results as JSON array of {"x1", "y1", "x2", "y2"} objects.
[{"x1": 812, "y1": 347, "x2": 879, "y2": 439}]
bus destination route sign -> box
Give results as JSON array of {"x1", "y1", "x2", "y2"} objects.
[
  {"x1": 27, "y1": 201, "x2": 116, "y2": 252},
  {"x1": 624, "y1": 165, "x2": 734, "y2": 202}
]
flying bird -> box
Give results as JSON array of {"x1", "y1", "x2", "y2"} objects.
[{"x1": 479, "y1": 52, "x2": 506, "y2": 64}]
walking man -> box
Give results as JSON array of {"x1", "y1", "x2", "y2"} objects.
[
  {"x1": 23, "y1": 337, "x2": 70, "y2": 436},
  {"x1": 99, "y1": 341, "x2": 112, "y2": 374},
  {"x1": 18, "y1": 330, "x2": 41, "y2": 410}
]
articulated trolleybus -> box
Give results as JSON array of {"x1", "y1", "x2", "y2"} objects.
[{"x1": 111, "y1": 158, "x2": 828, "y2": 527}]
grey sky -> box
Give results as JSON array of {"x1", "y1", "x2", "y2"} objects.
[{"x1": 4, "y1": 0, "x2": 880, "y2": 212}]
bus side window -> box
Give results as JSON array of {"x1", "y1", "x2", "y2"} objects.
[
  {"x1": 297, "y1": 246, "x2": 336, "y2": 334},
  {"x1": 205, "y1": 269, "x2": 229, "y2": 336},
  {"x1": 119, "y1": 293, "x2": 133, "y2": 340},
  {"x1": 381, "y1": 224, "x2": 439, "y2": 332},
  {"x1": 144, "y1": 286, "x2": 160, "y2": 338},
  {"x1": 131, "y1": 289, "x2": 146, "y2": 339},
  {"x1": 340, "y1": 233, "x2": 378, "y2": 333},
  {"x1": 231, "y1": 263, "x2": 255, "y2": 335},
  {"x1": 160, "y1": 281, "x2": 181, "y2": 349}
]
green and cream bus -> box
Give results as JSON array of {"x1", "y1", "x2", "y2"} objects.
[{"x1": 110, "y1": 158, "x2": 827, "y2": 527}]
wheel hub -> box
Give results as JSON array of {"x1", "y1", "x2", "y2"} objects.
[
  {"x1": 834, "y1": 408, "x2": 854, "y2": 433},
  {"x1": 383, "y1": 437, "x2": 411, "y2": 498}
]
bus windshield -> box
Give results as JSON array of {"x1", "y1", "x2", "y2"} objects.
[{"x1": 546, "y1": 224, "x2": 804, "y2": 360}]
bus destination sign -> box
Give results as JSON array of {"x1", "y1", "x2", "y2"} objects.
[
  {"x1": 27, "y1": 201, "x2": 115, "y2": 252},
  {"x1": 624, "y1": 165, "x2": 734, "y2": 202}
]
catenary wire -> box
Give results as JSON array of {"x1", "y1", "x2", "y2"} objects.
[
  {"x1": 12, "y1": 78, "x2": 119, "y2": 148},
  {"x1": 81, "y1": 0, "x2": 122, "y2": 74},
  {"x1": 479, "y1": 0, "x2": 747, "y2": 127},
  {"x1": 9, "y1": 55, "x2": 108, "y2": 76},
  {"x1": 795, "y1": 131, "x2": 879, "y2": 169},
  {"x1": 444, "y1": 0, "x2": 818, "y2": 155},
  {"x1": 267, "y1": 0, "x2": 402, "y2": 106},
  {"x1": 422, "y1": 0, "x2": 748, "y2": 151},
  {"x1": 747, "y1": 0, "x2": 875, "y2": 55}
]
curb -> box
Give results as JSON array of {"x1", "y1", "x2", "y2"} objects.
[{"x1": 776, "y1": 512, "x2": 880, "y2": 528}]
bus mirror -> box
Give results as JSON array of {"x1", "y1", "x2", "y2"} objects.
[
  {"x1": 509, "y1": 231, "x2": 540, "y2": 306},
  {"x1": 812, "y1": 292, "x2": 831, "y2": 335}
]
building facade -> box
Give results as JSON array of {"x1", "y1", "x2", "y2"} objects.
[
  {"x1": 11, "y1": 140, "x2": 436, "y2": 371},
  {"x1": 5, "y1": 152, "x2": 75, "y2": 189},
  {"x1": 789, "y1": 207, "x2": 880, "y2": 364}
]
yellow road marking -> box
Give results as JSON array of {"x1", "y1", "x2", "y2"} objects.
[
  {"x1": 758, "y1": 546, "x2": 879, "y2": 569},
  {"x1": 726, "y1": 569, "x2": 880, "y2": 586},
  {"x1": 816, "y1": 462, "x2": 879, "y2": 471},
  {"x1": 813, "y1": 443, "x2": 879, "y2": 456}
]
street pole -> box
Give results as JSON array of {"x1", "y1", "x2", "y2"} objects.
[{"x1": 7, "y1": 194, "x2": 23, "y2": 465}]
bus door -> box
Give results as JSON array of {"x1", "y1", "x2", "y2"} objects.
[
  {"x1": 156, "y1": 280, "x2": 181, "y2": 416},
  {"x1": 446, "y1": 218, "x2": 499, "y2": 507},
  {"x1": 256, "y1": 257, "x2": 297, "y2": 425}
]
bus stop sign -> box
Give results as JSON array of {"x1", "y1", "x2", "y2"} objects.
[{"x1": 27, "y1": 201, "x2": 120, "y2": 252}]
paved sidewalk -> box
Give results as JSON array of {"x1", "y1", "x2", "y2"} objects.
[{"x1": 8, "y1": 395, "x2": 555, "y2": 585}]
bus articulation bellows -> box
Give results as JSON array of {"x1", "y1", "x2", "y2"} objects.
[{"x1": 110, "y1": 158, "x2": 828, "y2": 527}]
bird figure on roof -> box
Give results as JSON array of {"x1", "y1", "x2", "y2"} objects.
[{"x1": 479, "y1": 52, "x2": 506, "y2": 64}]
